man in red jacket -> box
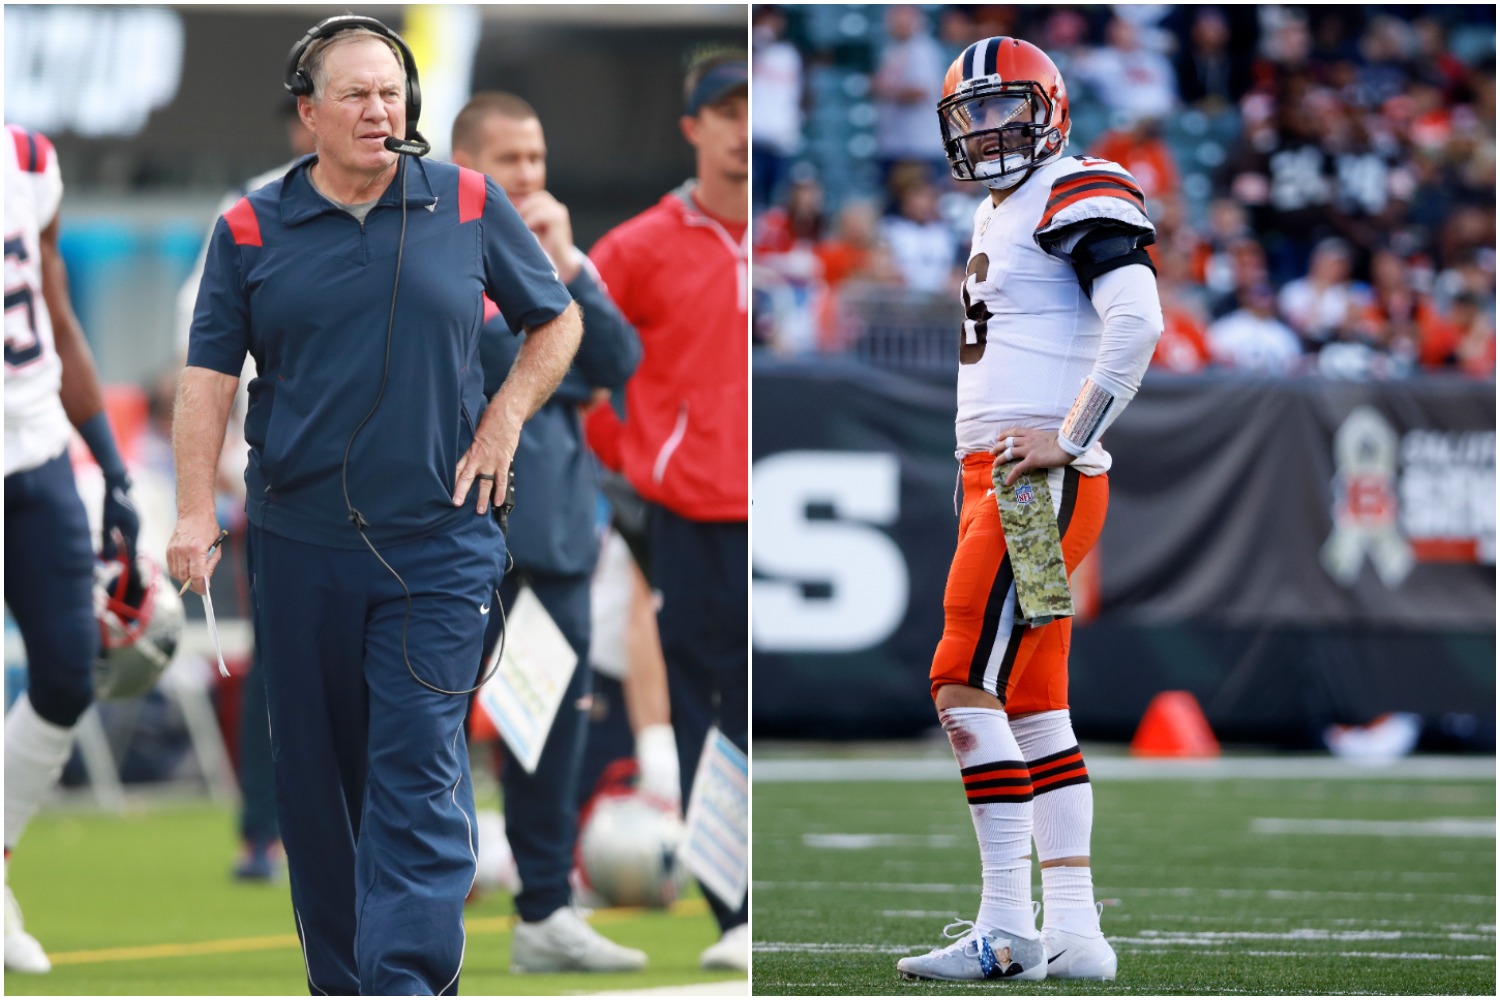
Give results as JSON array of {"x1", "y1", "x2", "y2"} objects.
[{"x1": 589, "y1": 48, "x2": 748, "y2": 972}]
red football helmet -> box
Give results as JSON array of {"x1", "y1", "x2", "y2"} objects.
[{"x1": 938, "y1": 37, "x2": 1070, "y2": 190}]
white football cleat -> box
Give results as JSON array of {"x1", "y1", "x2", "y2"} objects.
[
  {"x1": 509, "y1": 906, "x2": 647, "y2": 973},
  {"x1": 897, "y1": 919, "x2": 1045, "y2": 982},
  {"x1": 699, "y1": 922, "x2": 749, "y2": 971},
  {"x1": 1041, "y1": 927, "x2": 1117, "y2": 980},
  {"x1": 4, "y1": 884, "x2": 50, "y2": 974}
]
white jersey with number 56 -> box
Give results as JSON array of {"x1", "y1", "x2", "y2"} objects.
[
  {"x1": 955, "y1": 154, "x2": 1153, "y2": 475},
  {"x1": 5, "y1": 124, "x2": 71, "y2": 476}
]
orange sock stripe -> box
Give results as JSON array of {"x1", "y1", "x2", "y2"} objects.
[
  {"x1": 1029, "y1": 750, "x2": 1083, "y2": 775},
  {"x1": 962, "y1": 767, "x2": 1032, "y2": 784}
]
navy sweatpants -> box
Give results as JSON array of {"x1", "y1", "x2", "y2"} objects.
[
  {"x1": 248, "y1": 515, "x2": 503, "y2": 996},
  {"x1": 650, "y1": 506, "x2": 748, "y2": 933},
  {"x1": 4, "y1": 452, "x2": 97, "y2": 727},
  {"x1": 482, "y1": 570, "x2": 592, "y2": 922}
]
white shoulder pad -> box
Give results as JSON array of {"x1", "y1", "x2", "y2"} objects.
[{"x1": 1033, "y1": 157, "x2": 1154, "y2": 246}]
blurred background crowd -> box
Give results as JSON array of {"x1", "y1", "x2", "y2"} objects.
[{"x1": 751, "y1": 3, "x2": 1496, "y2": 381}]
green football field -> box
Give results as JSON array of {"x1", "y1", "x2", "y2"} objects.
[
  {"x1": 3, "y1": 799, "x2": 745, "y2": 996},
  {"x1": 752, "y1": 746, "x2": 1496, "y2": 996}
]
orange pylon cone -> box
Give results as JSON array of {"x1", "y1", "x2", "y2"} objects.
[{"x1": 1130, "y1": 691, "x2": 1220, "y2": 757}]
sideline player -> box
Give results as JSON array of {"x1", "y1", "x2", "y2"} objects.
[
  {"x1": 895, "y1": 37, "x2": 1162, "y2": 983},
  {"x1": 589, "y1": 49, "x2": 750, "y2": 971},
  {"x1": 450, "y1": 91, "x2": 646, "y2": 973},
  {"x1": 4, "y1": 123, "x2": 142, "y2": 973}
]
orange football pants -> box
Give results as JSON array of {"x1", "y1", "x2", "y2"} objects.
[{"x1": 929, "y1": 452, "x2": 1108, "y2": 711}]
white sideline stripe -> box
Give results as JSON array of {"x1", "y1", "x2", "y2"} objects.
[
  {"x1": 1252, "y1": 817, "x2": 1495, "y2": 838},
  {"x1": 753, "y1": 941, "x2": 1494, "y2": 963},
  {"x1": 754, "y1": 881, "x2": 1496, "y2": 905},
  {"x1": 753, "y1": 755, "x2": 1495, "y2": 782},
  {"x1": 802, "y1": 833, "x2": 960, "y2": 849},
  {"x1": 1118, "y1": 929, "x2": 1495, "y2": 944},
  {"x1": 582, "y1": 981, "x2": 748, "y2": 996}
]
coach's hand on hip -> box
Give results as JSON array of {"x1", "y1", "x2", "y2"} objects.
[
  {"x1": 454, "y1": 411, "x2": 520, "y2": 516},
  {"x1": 167, "y1": 511, "x2": 226, "y2": 596}
]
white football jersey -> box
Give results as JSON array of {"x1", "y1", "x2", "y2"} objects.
[
  {"x1": 954, "y1": 155, "x2": 1154, "y2": 475},
  {"x1": 5, "y1": 125, "x2": 71, "y2": 476}
]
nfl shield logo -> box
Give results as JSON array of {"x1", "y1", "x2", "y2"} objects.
[{"x1": 1014, "y1": 481, "x2": 1035, "y2": 505}]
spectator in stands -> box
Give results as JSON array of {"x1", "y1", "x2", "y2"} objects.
[
  {"x1": 755, "y1": 174, "x2": 824, "y2": 256},
  {"x1": 1356, "y1": 16, "x2": 1416, "y2": 111},
  {"x1": 1278, "y1": 237, "x2": 1367, "y2": 352},
  {"x1": 1355, "y1": 248, "x2": 1435, "y2": 369},
  {"x1": 880, "y1": 177, "x2": 959, "y2": 295},
  {"x1": 1172, "y1": 6, "x2": 1255, "y2": 112},
  {"x1": 1090, "y1": 118, "x2": 1180, "y2": 202},
  {"x1": 1076, "y1": 16, "x2": 1178, "y2": 125},
  {"x1": 1223, "y1": 78, "x2": 1336, "y2": 285},
  {"x1": 1039, "y1": 9, "x2": 1093, "y2": 84},
  {"x1": 751, "y1": 5, "x2": 803, "y2": 216},
  {"x1": 815, "y1": 198, "x2": 890, "y2": 289},
  {"x1": 1152, "y1": 278, "x2": 1214, "y2": 374},
  {"x1": 872, "y1": 5, "x2": 948, "y2": 184},
  {"x1": 1206, "y1": 282, "x2": 1304, "y2": 374}
]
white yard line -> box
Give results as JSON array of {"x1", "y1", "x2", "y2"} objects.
[
  {"x1": 1251, "y1": 817, "x2": 1495, "y2": 838},
  {"x1": 753, "y1": 940, "x2": 1494, "y2": 962},
  {"x1": 802, "y1": 833, "x2": 961, "y2": 849},
  {"x1": 754, "y1": 755, "x2": 1495, "y2": 782}
]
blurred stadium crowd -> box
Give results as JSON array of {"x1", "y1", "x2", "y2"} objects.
[{"x1": 751, "y1": 4, "x2": 1497, "y2": 380}]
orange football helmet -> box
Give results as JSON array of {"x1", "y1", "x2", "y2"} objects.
[{"x1": 938, "y1": 37, "x2": 1070, "y2": 190}]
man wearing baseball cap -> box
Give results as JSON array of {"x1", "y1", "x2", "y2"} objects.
[{"x1": 587, "y1": 48, "x2": 748, "y2": 971}]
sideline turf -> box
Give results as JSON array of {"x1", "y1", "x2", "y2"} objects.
[
  {"x1": 752, "y1": 748, "x2": 1496, "y2": 996},
  {"x1": 4, "y1": 802, "x2": 742, "y2": 995}
]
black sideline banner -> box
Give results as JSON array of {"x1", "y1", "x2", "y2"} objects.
[{"x1": 752, "y1": 359, "x2": 1495, "y2": 743}]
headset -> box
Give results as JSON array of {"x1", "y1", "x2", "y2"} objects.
[
  {"x1": 284, "y1": 14, "x2": 431, "y2": 157},
  {"x1": 287, "y1": 15, "x2": 511, "y2": 697}
]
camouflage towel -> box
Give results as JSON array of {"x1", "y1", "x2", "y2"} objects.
[{"x1": 992, "y1": 462, "x2": 1074, "y2": 626}]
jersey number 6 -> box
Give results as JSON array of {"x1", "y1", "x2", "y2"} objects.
[{"x1": 959, "y1": 252, "x2": 990, "y2": 365}]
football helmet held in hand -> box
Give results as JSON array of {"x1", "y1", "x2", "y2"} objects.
[
  {"x1": 939, "y1": 37, "x2": 1070, "y2": 191},
  {"x1": 574, "y1": 760, "x2": 688, "y2": 909},
  {"x1": 94, "y1": 553, "x2": 183, "y2": 701}
]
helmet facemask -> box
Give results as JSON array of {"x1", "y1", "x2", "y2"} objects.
[{"x1": 939, "y1": 81, "x2": 1064, "y2": 190}]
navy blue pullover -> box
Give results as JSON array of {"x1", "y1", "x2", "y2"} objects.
[
  {"x1": 480, "y1": 257, "x2": 640, "y2": 576},
  {"x1": 187, "y1": 155, "x2": 573, "y2": 550}
]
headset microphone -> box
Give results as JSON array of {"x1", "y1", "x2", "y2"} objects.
[{"x1": 384, "y1": 133, "x2": 430, "y2": 158}]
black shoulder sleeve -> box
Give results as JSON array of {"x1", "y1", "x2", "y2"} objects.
[{"x1": 1043, "y1": 221, "x2": 1157, "y2": 298}]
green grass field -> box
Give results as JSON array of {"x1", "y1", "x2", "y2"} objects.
[
  {"x1": 3, "y1": 800, "x2": 744, "y2": 995},
  {"x1": 752, "y1": 747, "x2": 1496, "y2": 996}
]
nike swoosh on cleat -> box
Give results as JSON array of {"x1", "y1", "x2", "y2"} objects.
[{"x1": 1048, "y1": 950, "x2": 1067, "y2": 963}]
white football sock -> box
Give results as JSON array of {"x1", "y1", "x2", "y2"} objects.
[
  {"x1": 1010, "y1": 709, "x2": 1101, "y2": 936},
  {"x1": 939, "y1": 706, "x2": 1036, "y2": 938},
  {"x1": 5, "y1": 694, "x2": 77, "y2": 851}
]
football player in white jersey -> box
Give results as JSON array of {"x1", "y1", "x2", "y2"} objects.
[
  {"x1": 4, "y1": 124, "x2": 140, "y2": 973},
  {"x1": 895, "y1": 38, "x2": 1162, "y2": 984}
]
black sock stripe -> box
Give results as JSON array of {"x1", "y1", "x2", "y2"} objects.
[
  {"x1": 966, "y1": 552, "x2": 1015, "y2": 691},
  {"x1": 968, "y1": 790, "x2": 1035, "y2": 804},
  {"x1": 964, "y1": 776, "x2": 1035, "y2": 790},
  {"x1": 1029, "y1": 744, "x2": 1084, "y2": 769},
  {"x1": 1032, "y1": 773, "x2": 1091, "y2": 796}
]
